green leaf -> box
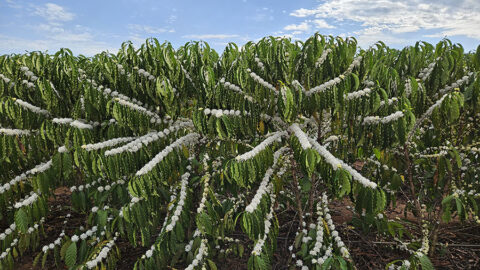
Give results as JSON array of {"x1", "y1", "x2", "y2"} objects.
[
  {"x1": 373, "y1": 148, "x2": 381, "y2": 160},
  {"x1": 418, "y1": 255, "x2": 434, "y2": 270},
  {"x1": 15, "y1": 208, "x2": 29, "y2": 233},
  {"x1": 65, "y1": 242, "x2": 77, "y2": 267},
  {"x1": 207, "y1": 259, "x2": 218, "y2": 270}
]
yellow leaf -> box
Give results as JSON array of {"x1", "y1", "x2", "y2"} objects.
[{"x1": 257, "y1": 120, "x2": 265, "y2": 134}]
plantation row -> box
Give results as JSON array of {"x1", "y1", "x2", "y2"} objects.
[{"x1": 0, "y1": 34, "x2": 479, "y2": 269}]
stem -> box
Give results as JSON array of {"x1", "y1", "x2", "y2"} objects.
[
  {"x1": 308, "y1": 174, "x2": 316, "y2": 224},
  {"x1": 429, "y1": 159, "x2": 453, "y2": 256},
  {"x1": 403, "y1": 144, "x2": 422, "y2": 217},
  {"x1": 291, "y1": 158, "x2": 304, "y2": 226}
]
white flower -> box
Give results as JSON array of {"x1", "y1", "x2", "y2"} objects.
[
  {"x1": 42, "y1": 246, "x2": 49, "y2": 252},
  {"x1": 146, "y1": 249, "x2": 153, "y2": 258},
  {"x1": 71, "y1": 235, "x2": 79, "y2": 242}
]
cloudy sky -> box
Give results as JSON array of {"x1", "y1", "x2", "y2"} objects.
[{"x1": 0, "y1": 0, "x2": 479, "y2": 55}]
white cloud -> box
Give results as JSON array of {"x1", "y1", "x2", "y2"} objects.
[
  {"x1": 128, "y1": 24, "x2": 173, "y2": 34},
  {"x1": 0, "y1": 34, "x2": 117, "y2": 55},
  {"x1": 34, "y1": 3, "x2": 74, "y2": 22},
  {"x1": 182, "y1": 34, "x2": 240, "y2": 39},
  {"x1": 313, "y1": 19, "x2": 334, "y2": 29},
  {"x1": 284, "y1": 22, "x2": 310, "y2": 32},
  {"x1": 353, "y1": 27, "x2": 408, "y2": 48},
  {"x1": 288, "y1": 0, "x2": 480, "y2": 44},
  {"x1": 167, "y1": 14, "x2": 177, "y2": 24},
  {"x1": 249, "y1": 7, "x2": 274, "y2": 22},
  {"x1": 5, "y1": 0, "x2": 22, "y2": 9},
  {"x1": 290, "y1": 8, "x2": 317, "y2": 18}
]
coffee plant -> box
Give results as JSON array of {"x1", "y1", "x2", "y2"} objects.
[{"x1": 1, "y1": 34, "x2": 479, "y2": 269}]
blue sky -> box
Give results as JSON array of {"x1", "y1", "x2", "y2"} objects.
[{"x1": 0, "y1": 0, "x2": 479, "y2": 55}]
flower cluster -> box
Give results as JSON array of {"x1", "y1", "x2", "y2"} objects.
[
  {"x1": 0, "y1": 73, "x2": 12, "y2": 84},
  {"x1": 1, "y1": 160, "x2": 51, "y2": 195},
  {"x1": 292, "y1": 80, "x2": 305, "y2": 92},
  {"x1": 304, "y1": 75, "x2": 343, "y2": 96},
  {"x1": 379, "y1": 97, "x2": 399, "y2": 107},
  {"x1": 289, "y1": 123, "x2": 312, "y2": 149},
  {"x1": 309, "y1": 138, "x2": 377, "y2": 188},
  {"x1": 0, "y1": 217, "x2": 45, "y2": 260},
  {"x1": 105, "y1": 121, "x2": 192, "y2": 155},
  {"x1": 236, "y1": 131, "x2": 286, "y2": 161},
  {"x1": 52, "y1": 118, "x2": 73, "y2": 124},
  {"x1": 70, "y1": 178, "x2": 105, "y2": 193},
  {"x1": 1, "y1": 218, "x2": 44, "y2": 260},
  {"x1": 0, "y1": 223, "x2": 16, "y2": 241},
  {"x1": 115, "y1": 98, "x2": 161, "y2": 121},
  {"x1": 418, "y1": 60, "x2": 438, "y2": 81},
  {"x1": 315, "y1": 48, "x2": 332, "y2": 68},
  {"x1": 0, "y1": 239, "x2": 18, "y2": 260},
  {"x1": 322, "y1": 194, "x2": 349, "y2": 259},
  {"x1": 251, "y1": 205, "x2": 275, "y2": 256},
  {"x1": 343, "y1": 56, "x2": 362, "y2": 73},
  {"x1": 82, "y1": 136, "x2": 135, "y2": 151},
  {"x1": 165, "y1": 171, "x2": 190, "y2": 232},
  {"x1": 116, "y1": 64, "x2": 126, "y2": 75},
  {"x1": 254, "y1": 57, "x2": 265, "y2": 71},
  {"x1": 246, "y1": 68, "x2": 277, "y2": 93},
  {"x1": 104, "y1": 132, "x2": 154, "y2": 156},
  {"x1": 367, "y1": 157, "x2": 398, "y2": 173},
  {"x1": 185, "y1": 239, "x2": 208, "y2": 270},
  {"x1": 363, "y1": 111, "x2": 404, "y2": 125},
  {"x1": 306, "y1": 56, "x2": 362, "y2": 96},
  {"x1": 245, "y1": 147, "x2": 287, "y2": 213},
  {"x1": 195, "y1": 173, "x2": 210, "y2": 213},
  {"x1": 0, "y1": 128, "x2": 31, "y2": 136},
  {"x1": 94, "y1": 178, "x2": 126, "y2": 193},
  {"x1": 85, "y1": 236, "x2": 117, "y2": 269},
  {"x1": 184, "y1": 229, "x2": 201, "y2": 253},
  {"x1": 173, "y1": 55, "x2": 193, "y2": 83},
  {"x1": 82, "y1": 77, "x2": 160, "y2": 120},
  {"x1": 219, "y1": 78, "x2": 255, "y2": 102},
  {"x1": 138, "y1": 186, "x2": 176, "y2": 258},
  {"x1": 305, "y1": 76, "x2": 340, "y2": 96},
  {"x1": 137, "y1": 68, "x2": 156, "y2": 81},
  {"x1": 135, "y1": 133, "x2": 200, "y2": 176},
  {"x1": 411, "y1": 93, "x2": 449, "y2": 135},
  {"x1": 203, "y1": 107, "x2": 245, "y2": 118},
  {"x1": 13, "y1": 98, "x2": 50, "y2": 116},
  {"x1": 41, "y1": 214, "x2": 71, "y2": 253},
  {"x1": 404, "y1": 79, "x2": 412, "y2": 96},
  {"x1": 345, "y1": 87, "x2": 372, "y2": 100},
  {"x1": 195, "y1": 155, "x2": 211, "y2": 214},
  {"x1": 324, "y1": 135, "x2": 340, "y2": 143},
  {"x1": 20, "y1": 79, "x2": 35, "y2": 89},
  {"x1": 14, "y1": 191, "x2": 39, "y2": 209},
  {"x1": 434, "y1": 72, "x2": 474, "y2": 98},
  {"x1": 20, "y1": 66, "x2": 38, "y2": 82},
  {"x1": 70, "y1": 120, "x2": 94, "y2": 129},
  {"x1": 245, "y1": 176, "x2": 272, "y2": 213},
  {"x1": 309, "y1": 203, "x2": 325, "y2": 260}
]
